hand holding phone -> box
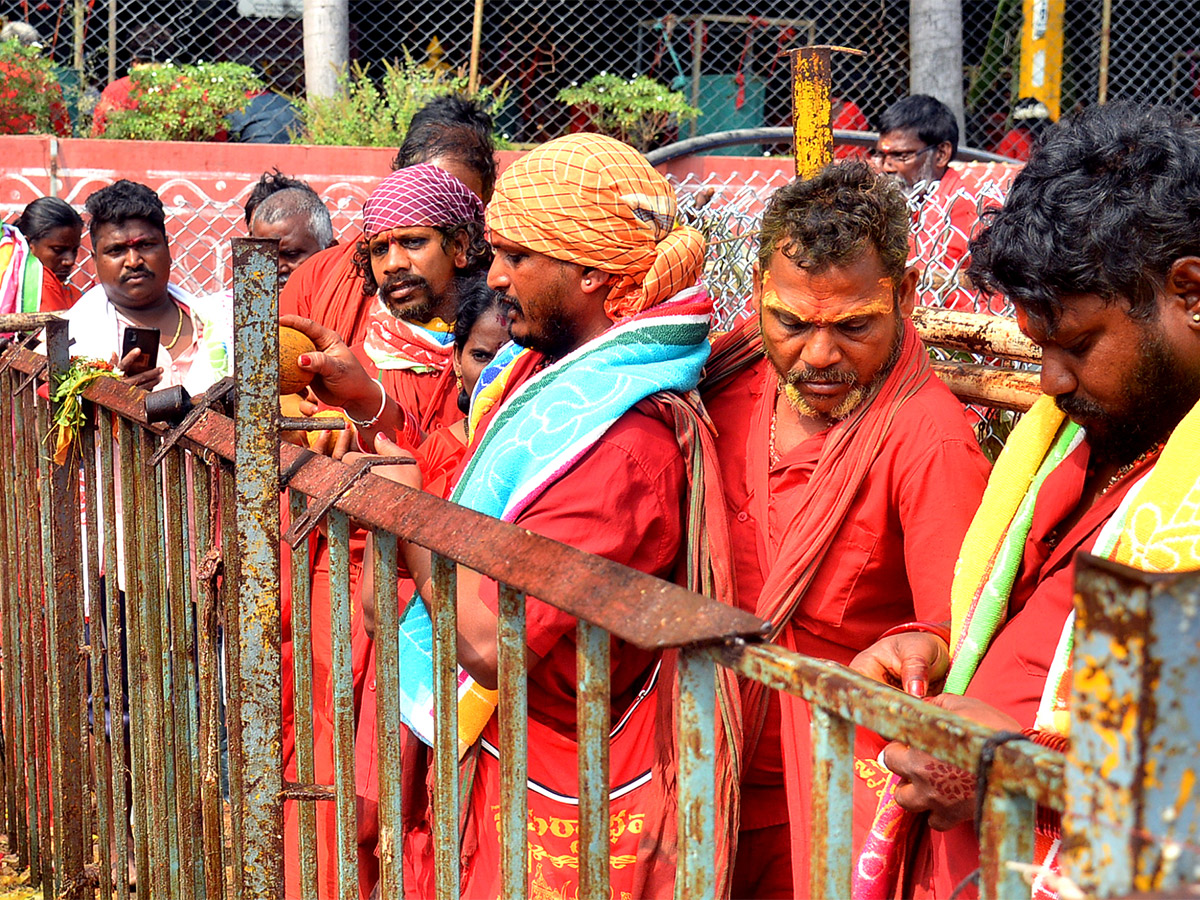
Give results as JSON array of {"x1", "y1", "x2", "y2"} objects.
[{"x1": 120, "y1": 326, "x2": 160, "y2": 376}]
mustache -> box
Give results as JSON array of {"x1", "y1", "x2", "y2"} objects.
[
  {"x1": 120, "y1": 266, "x2": 153, "y2": 281},
  {"x1": 785, "y1": 367, "x2": 857, "y2": 386},
  {"x1": 380, "y1": 274, "x2": 428, "y2": 295},
  {"x1": 499, "y1": 293, "x2": 522, "y2": 315},
  {"x1": 1055, "y1": 392, "x2": 1105, "y2": 421}
]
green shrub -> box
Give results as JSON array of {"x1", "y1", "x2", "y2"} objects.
[
  {"x1": 558, "y1": 74, "x2": 700, "y2": 152},
  {"x1": 0, "y1": 39, "x2": 68, "y2": 136},
  {"x1": 102, "y1": 62, "x2": 263, "y2": 141},
  {"x1": 294, "y1": 56, "x2": 510, "y2": 148}
]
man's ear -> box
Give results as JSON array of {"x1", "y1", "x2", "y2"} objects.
[
  {"x1": 1165, "y1": 257, "x2": 1200, "y2": 318},
  {"x1": 751, "y1": 262, "x2": 763, "y2": 309},
  {"x1": 897, "y1": 266, "x2": 918, "y2": 318},
  {"x1": 451, "y1": 230, "x2": 472, "y2": 270},
  {"x1": 933, "y1": 140, "x2": 954, "y2": 170},
  {"x1": 579, "y1": 267, "x2": 611, "y2": 295}
]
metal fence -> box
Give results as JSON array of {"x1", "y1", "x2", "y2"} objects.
[
  {"x1": 4, "y1": 1, "x2": 1198, "y2": 147},
  {"x1": 0, "y1": 246, "x2": 1197, "y2": 899}
]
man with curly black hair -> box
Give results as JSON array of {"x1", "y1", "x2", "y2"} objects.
[
  {"x1": 702, "y1": 160, "x2": 990, "y2": 898},
  {"x1": 851, "y1": 102, "x2": 1200, "y2": 900}
]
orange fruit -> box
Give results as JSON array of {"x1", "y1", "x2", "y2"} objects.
[{"x1": 279, "y1": 326, "x2": 316, "y2": 395}]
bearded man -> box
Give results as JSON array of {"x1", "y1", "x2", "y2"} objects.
[
  {"x1": 290, "y1": 133, "x2": 715, "y2": 899},
  {"x1": 701, "y1": 161, "x2": 991, "y2": 897},
  {"x1": 850, "y1": 103, "x2": 1200, "y2": 900}
]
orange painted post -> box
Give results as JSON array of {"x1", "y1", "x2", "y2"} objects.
[{"x1": 786, "y1": 45, "x2": 865, "y2": 178}]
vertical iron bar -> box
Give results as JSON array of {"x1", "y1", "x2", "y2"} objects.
[
  {"x1": 29, "y1": 394, "x2": 53, "y2": 888},
  {"x1": 677, "y1": 647, "x2": 716, "y2": 900},
  {"x1": 14, "y1": 383, "x2": 41, "y2": 886},
  {"x1": 118, "y1": 416, "x2": 152, "y2": 895},
  {"x1": 100, "y1": 410, "x2": 130, "y2": 895},
  {"x1": 165, "y1": 447, "x2": 199, "y2": 898},
  {"x1": 791, "y1": 46, "x2": 833, "y2": 178},
  {"x1": 327, "y1": 509, "x2": 358, "y2": 900},
  {"x1": 231, "y1": 236, "x2": 285, "y2": 899},
  {"x1": 195, "y1": 461, "x2": 227, "y2": 900},
  {"x1": 497, "y1": 584, "x2": 528, "y2": 900},
  {"x1": 576, "y1": 621, "x2": 611, "y2": 900},
  {"x1": 808, "y1": 706, "x2": 855, "y2": 899},
  {"x1": 81, "y1": 418, "x2": 115, "y2": 900},
  {"x1": 430, "y1": 554, "x2": 460, "y2": 900},
  {"x1": 371, "y1": 530, "x2": 404, "y2": 898},
  {"x1": 287, "y1": 489, "x2": 319, "y2": 898},
  {"x1": 222, "y1": 465, "x2": 247, "y2": 900},
  {"x1": 0, "y1": 366, "x2": 27, "y2": 867},
  {"x1": 978, "y1": 785, "x2": 1035, "y2": 900}
]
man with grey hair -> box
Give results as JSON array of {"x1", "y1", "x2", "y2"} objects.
[{"x1": 248, "y1": 187, "x2": 336, "y2": 289}]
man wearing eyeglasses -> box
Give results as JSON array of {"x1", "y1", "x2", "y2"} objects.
[{"x1": 869, "y1": 95, "x2": 1015, "y2": 314}]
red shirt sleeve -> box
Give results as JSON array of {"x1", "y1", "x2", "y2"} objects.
[{"x1": 37, "y1": 272, "x2": 72, "y2": 313}]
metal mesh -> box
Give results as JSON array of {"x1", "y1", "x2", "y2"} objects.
[{"x1": 4, "y1": 1, "x2": 1181, "y2": 149}]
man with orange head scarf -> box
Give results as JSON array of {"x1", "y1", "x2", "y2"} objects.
[
  {"x1": 702, "y1": 161, "x2": 991, "y2": 897},
  {"x1": 292, "y1": 133, "x2": 716, "y2": 898}
]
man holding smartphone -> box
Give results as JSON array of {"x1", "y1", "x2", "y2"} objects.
[{"x1": 61, "y1": 179, "x2": 232, "y2": 394}]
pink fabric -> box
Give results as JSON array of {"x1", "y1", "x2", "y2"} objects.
[{"x1": 361, "y1": 163, "x2": 483, "y2": 236}]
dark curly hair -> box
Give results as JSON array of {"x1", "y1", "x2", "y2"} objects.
[
  {"x1": 757, "y1": 160, "x2": 911, "y2": 286},
  {"x1": 84, "y1": 179, "x2": 167, "y2": 243},
  {"x1": 969, "y1": 103, "x2": 1200, "y2": 329},
  {"x1": 353, "y1": 220, "x2": 492, "y2": 297},
  {"x1": 391, "y1": 96, "x2": 497, "y2": 202}
]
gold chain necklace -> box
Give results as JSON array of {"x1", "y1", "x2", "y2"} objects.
[
  {"x1": 1097, "y1": 441, "x2": 1165, "y2": 497},
  {"x1": 769, "y1": 384, "x2": 782, "y2": 467},
  {"x1": 162, "y1": 303, "x2": 185, "y2": 351}
]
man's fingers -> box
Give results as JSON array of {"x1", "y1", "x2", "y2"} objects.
[
  {"x1": 280, "y1": 314, "x2": 343, "y2": 353},
  {"x1": 901, "y1": 652, "x2": 932, "y2": 698},
  {"x1": 296, "y1": 350, "x2": 338, "y2": 378}
]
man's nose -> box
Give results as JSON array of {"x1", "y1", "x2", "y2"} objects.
[
  {"x1": 123, "y1": 247, "x2": 144, "y2": 268},
  {"x1": 486, "y1": 257, "x2": 509, "y2": 291},
  {"x1": 800, "y1": 329, "x2": 842, "y2": 370},
  {"x1": 1038, "y1": 349, "x2": 1077, "y2": 398},
  {"x1": 382, "y1": 244, "x2": 410, "y2": 274}
]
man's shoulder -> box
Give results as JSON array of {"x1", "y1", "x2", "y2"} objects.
[{"x1": 886, "y1": 372, "x2": 983, "y2": 455}]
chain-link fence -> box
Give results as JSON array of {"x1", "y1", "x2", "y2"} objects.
[{"x1": 3, "y1": 1, "x2": 1197, "y2": 148}]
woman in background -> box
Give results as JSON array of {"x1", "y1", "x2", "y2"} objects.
[{"x1": 15, "y1": 197, "x2": 83, "y2": 308}]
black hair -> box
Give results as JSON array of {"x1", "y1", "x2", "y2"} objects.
[
  {"x1": 245, "y1": 168, "x2": 317, "y2": 227},
  {"x1": 84, "y1": 179, "x2": 167, "y2": 242},
  {"x1": 758, "y1": 160, "x2": 911, "y2": 286},
  {"x1": 969, "y1": 103, "x2": 1200, "y2": 328},
  {"x1": 878, "y1": 94, "x2": 959, "y2": 158},
  {"x1": 391, "y1": 96, "x2": 498, "y2": 201},
  {"x1": 452, "y1": 278, "x2": 507, "y2": 349},
  {"x1": 15, "y1": 197, "x2": 83, "y2": 241},
  {"x1": 352, "y1": 221, "x2": 493, "y2": 297}
]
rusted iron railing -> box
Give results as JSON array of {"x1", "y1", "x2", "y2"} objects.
[{"x1": 0, "y1": 245, "x2": 1194, "y2": 900}]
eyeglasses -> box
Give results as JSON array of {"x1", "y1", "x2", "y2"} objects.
[{"x1": 867, "y1": 145, "x2": 936, "y2": 165}]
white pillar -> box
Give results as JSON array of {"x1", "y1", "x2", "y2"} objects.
[
  {"x1": 303, "y1": 0, "x2": 349, "y2": 99},
  {"x1": 909, "y1": 0, "x2": 964, "y2": 136}
]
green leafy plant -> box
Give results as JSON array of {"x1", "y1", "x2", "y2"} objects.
[
  {"x1": 102, "y1": 62, "x2": 264, "y2": 141},
  {"x1": 0, "y1": 39, "x2": 69, "y2": 136},
  {"x1": 294, "y1": 55, "x2": 510, "y2": 148},
  {"x1": 558, "y1": 74, "x2": 700, "y2": 152}
]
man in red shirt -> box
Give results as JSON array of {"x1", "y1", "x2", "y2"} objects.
[
  {"x1": 702, "y1": 161, "x2": 991, "y2": 897},
  {"x1": 289, "y1": 132, "x2": 712, "y2": 899},
  {"x1": 869, "y1": 95, "x2": 1015, "y2": 314},
  {"x1": 851, "y1": 103, "x2": 1200, "y2": 900}
]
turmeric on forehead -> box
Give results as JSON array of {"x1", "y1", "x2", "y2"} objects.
[{"x1": 759, "y1": 269, "x2": 895, "y2": 326}]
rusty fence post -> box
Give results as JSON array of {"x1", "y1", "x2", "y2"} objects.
[
  {"x1": 785, "y1": 45, "x2": 865, "y2": 179},
  {"x1": 44, "y1": 317, "x2": 87, "y2": 892},
  {"x1": 1064, "y1": 556, "x2": 1200, "y2": 898},
  {"x1": 231, "y1": 237, "x2": 285, "y2": 899},
  {"x1": 676, "y1": 646, "x2": 716, "y2": 900}
]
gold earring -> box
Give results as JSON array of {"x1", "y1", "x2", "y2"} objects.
[{"x1": 455, "y1": 374, "x2": 464, "y2": 390}]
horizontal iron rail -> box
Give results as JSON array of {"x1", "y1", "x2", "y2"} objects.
[{"x1": 0, "y1": 346, "x2": 767, "y2": 650}]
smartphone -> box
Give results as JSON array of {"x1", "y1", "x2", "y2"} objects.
[{"x1": 120, "y1": 326, "x2": 160, "y2": 375}]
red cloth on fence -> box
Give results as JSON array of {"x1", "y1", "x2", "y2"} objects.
[
  {"x1": 703, "y1": 347, "x2": 990, "y2": 893},
  {"x1": 905, "y1": 441, "x2": 1150, "y2": 900}
]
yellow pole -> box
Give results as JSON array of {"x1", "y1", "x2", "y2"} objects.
[
  {"x1": 468, "y1": 0, "x2": 485, "y2": 94},
  {"x1": 1018, "y1": 0, "x2": 1066, "y2": 119},
  {"x1": 787, "y1": 45, "x2": 865, "y2": 179}
]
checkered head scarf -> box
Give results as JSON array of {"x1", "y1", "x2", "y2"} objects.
[
  {"x1": 362, "y1": 163, "x2": 484, "y2": 237},
  {"x1": 487, "y1": 134, "x2": 707, "y2": 321}
]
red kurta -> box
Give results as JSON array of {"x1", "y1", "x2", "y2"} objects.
[
  {"x1": 907, "y1": 440, "x2": 1151, "y2": 900},
  {"x1": 704, "y1": 353, "x2": 991, "y2": 896}
]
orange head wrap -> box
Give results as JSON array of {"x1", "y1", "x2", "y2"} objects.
[{"x1": 486, "y1": 134, "x2": 707, "y2": 320}]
